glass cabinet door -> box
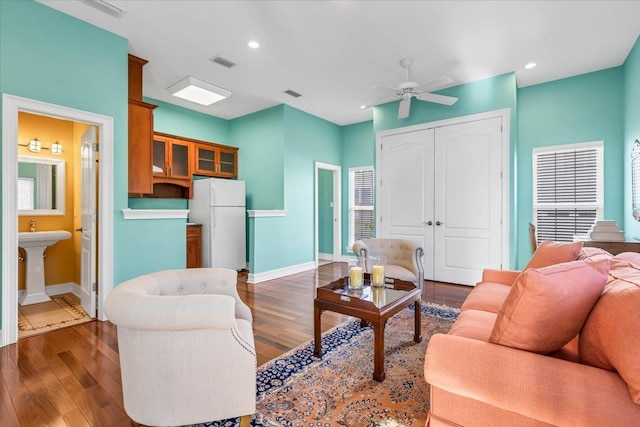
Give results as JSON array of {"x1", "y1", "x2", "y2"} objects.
[
  {"x1": 153, "y1": 139, "x2": 167, "y2": 176},
  {"x1": 194, "y1": 145, "x2": 216, "y2": 175},
  {"x1": 170, "y1": 141, "x2": 190, "y2": 178},
  {"x1": 218, "y1": 148, "x2": 237, "y2": 177}
]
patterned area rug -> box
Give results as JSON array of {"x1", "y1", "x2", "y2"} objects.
[
  {"x1": 18, "y1": 293, "x2": 91, "y2": 338},
  {"x1": 197, "y1": 302, "x2": 459, "y2": 427}
]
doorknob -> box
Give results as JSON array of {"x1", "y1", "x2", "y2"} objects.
[
  {"x1": 75, "y1": 228, "x2": 83, "y2": 232},
  {"x1": 424, "y1": 221, "x2": 433, "y2": 226},
  {"x1": 435, "y1": 221, "x2": 443, "y2": 226}
]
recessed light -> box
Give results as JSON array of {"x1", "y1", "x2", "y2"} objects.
[
  {"x1": 248, "y1": 41, "x2": 260, "y2": 49},
  {"x1": 360, "y1": 105, "x2": 367, "y2": 109},
  {"x1": 525, "y1": 62, "x2": 537, "y2": 69}
]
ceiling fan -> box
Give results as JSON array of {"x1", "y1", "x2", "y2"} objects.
[{"x1": 366, "y1": 57, "x2": 458, "y2": 119}]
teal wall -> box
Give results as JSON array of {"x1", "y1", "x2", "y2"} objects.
[
  {"x1": 230, "y1": 105, "x2": 285, "y2": 210},
  {"x1": 517, "y1": 68, "x2": 625, "y2": 267},
  {"x1": 624, "y1": 36, "x2": 640, "y2": 240},
  {"x1": 341, "y1": 120, "x2": 375, "y2": 253},
  {"x1": 318, "y1": 169, "x2": 334, "y2": 254},
  {"x1": 373, "y1": 73, "x2": 519, "y2": 268},
  {"x1": 0, "y1": 1, "x2": 188, "y2": 301}
]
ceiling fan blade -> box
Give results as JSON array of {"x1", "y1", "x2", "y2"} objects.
[
  {"x1": 362, "y1": 95, "x2": 402, "y2": 109},
  {"x1": 398, "y1": 97, "x2": 411, "y2": 119},
  {"x1": 415, "y1": 75, "x2": 454, "y2": 93},
  {"x1": 416, "y1": 92, "x2": 458, "y2": 106},
  {"x1": 370, "y1": 85, "x2": 399, "y2": 92}
]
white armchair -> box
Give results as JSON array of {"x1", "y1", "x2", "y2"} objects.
[
  {"x1": 353, "y1": 238, "x2": 424, "y2": 288},
  {"x1": 104, "y1": 268, "x2": 255, "y2": 427}
]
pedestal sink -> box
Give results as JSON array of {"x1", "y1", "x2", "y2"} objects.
[{"x1": 18, "y1": 230, "x2": 72, "y2": 306}]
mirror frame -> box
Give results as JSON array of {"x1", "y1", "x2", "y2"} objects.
[{"x1": 18, "y1": 155, "x2": 65, "y2": 216}]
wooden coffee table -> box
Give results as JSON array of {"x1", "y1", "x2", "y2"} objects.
[{"x1": 313, "y1": 275, "x2": 422, "y2": 382}]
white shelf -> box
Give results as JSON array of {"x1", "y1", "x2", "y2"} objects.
[{"x1": 122, "y1": 209, "x2": 190, "y2": 220}]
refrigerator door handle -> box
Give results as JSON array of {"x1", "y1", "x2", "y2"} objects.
[
  {"x1": 210, "y1": 182, "x2": 216, "y2": 207},
  {"x1": 210, "y1": 207, "x2": 216, "y2": 229}
]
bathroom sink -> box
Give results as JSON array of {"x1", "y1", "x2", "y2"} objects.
[
  {"x1": 18, "y1": 230, "x2": 72, "y2": 306},
  {"x1": 18, "y1": 230, "x2": 72, "y2": 248}
]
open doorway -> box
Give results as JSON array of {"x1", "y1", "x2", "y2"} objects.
[
  {"x1": 2, "y1": 94, "x2": 114, "y2": 347},
  {"x1": 314, "y1": 162, "x2": 342, "y2": 267}
]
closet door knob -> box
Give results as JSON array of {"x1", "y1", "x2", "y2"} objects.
[
  {"x1": 424, "y1": 221, "x2": 433, "y2": 226},
  {"x1": 435, "y1": 221, "x2": 443, "y2": 226}
]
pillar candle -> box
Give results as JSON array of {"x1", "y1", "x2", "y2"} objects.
[
  {"x1": 349, "y1": 266, "x2": 363, "y2": 289},
  {"x1": 372, "y1": 265, "x2": 385, "y2": 286}
]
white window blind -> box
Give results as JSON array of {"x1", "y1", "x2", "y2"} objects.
[
  {"x1": 349, "y1": 167, "x2": 374, "y2": 247},
  {"x1": 533, "y1": 141, "x2": 603, "y2": 243}
]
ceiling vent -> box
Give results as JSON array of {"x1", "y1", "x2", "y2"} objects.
[
  {"x1": 210, "y1": 56, "x2": 237, "y2": 68},
  {"x1": 284, "y1": 89, "x2": 302, "y2": 98}
]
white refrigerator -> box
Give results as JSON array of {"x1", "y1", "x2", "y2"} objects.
[{"x1": 189, "y1": 178, "x2": 246, "y2": 271}]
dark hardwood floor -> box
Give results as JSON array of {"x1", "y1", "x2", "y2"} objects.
[{"x1": 0, "y1": 262, "x2": 472, "y2": 426}]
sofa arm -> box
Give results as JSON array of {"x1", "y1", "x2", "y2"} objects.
[
  {"x1": 425, "y1": 334, "x2": 640, "y2": 426},
  {"x1": 481, "y1": 268, "x2": 520, "y2": 286},
  {"x1": 105, "y1": 292, "x2": 236, "y2": 331}
]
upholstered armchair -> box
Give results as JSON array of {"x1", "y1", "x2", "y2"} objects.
[
  {"x1": 353, "y1": 238, "x2": 424, "y2": 288},
  {"x1": 104, "y1": 268, "x2": 255, "y2": 427}
]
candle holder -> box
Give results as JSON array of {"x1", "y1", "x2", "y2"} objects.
[
  {"x1": 348, "y1": 257, "x2": 365, "y2": 290},
  {"x1": 370, "y1": 256, "x2": 387, "y2": 287}
]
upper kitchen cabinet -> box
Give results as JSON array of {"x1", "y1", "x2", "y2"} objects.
[
  {"x1": 128, "y1": 54, "x2": 157, "y2": 196},
  {"x1": 193, "y1": 142, "x2": 238, "y2": 178},
  {"x1": 152, "y1": 132, "x2": 193, "y2": 198}
]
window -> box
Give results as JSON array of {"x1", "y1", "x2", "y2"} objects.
[
  {"x1": 533, "y1": 141, "x2": 603, "y2": 243},
  {"x1": 349, "y1": 167, "x2": 375, "y2": 247}
]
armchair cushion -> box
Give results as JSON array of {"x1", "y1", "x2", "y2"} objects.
[{"x1": 353, "y1": 238, "x2": 424, "y2": 286}]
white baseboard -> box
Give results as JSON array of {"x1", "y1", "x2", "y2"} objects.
[
  {"x1": 18, "y1": 282, "x2": 81, "y2": 299},
  {"x1": 318, "y1": 252, "x2": 333, "y2": 261},
  {"x1": 248, "y1": 261, "x2": 316, "y2": 284}
]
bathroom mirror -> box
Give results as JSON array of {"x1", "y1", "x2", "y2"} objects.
[{"x1": 18, "y1": 155, "x2": 65, "y2": 216}]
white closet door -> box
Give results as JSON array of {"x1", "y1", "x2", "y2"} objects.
[
  {"x1": 433, "y1": 117, "x2": 503, "y2": 285},
  {"x1": 379, "y1": 129, "x2": 435, "y2": 280}
]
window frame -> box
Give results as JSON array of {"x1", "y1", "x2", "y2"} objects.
[
  {"x1": 348, "y1": 166, "x2": 375, "y2": 249},
  {"x1": 532, "y1": 140, "x2": 604, "y2": 243}
]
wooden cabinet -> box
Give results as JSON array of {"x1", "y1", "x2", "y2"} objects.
[
  {"x1": 128, "y1": 55, "x2": 157, "y2": 196},
  {"x1": 151, "y1": 132, "x2": 193, "y2": 198},
  {"x1": 582, "y1": 240, "x2": 640, "y2": 255},
  {"x1": 193, "y1": 142, "x2": 239, "y2": 178},
  {"x1": 186, "y1": 224, "x2": 202, "y2": 268}
]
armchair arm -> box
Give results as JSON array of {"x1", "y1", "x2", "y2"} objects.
[
  {"x1": 425, "y1": 334, "x2": 639, "y2": 426},
  {"x1": 481, "y1": 268, "x2": 520, "y2": 286},
  {"x1": 105, "y1": 291, "x2": 236, "y2": 331}
]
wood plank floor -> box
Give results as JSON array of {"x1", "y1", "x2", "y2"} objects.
[{"x1": 0, "y1": 262, "x2": 471, "y2": 426}]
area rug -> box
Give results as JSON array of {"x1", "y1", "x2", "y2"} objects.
[
  {"x1": 18, "y1": 293, "x2": 91, "y2": 338},
  {"x1": 197, "y1": 302, "x2": 459, "y2": 427}
]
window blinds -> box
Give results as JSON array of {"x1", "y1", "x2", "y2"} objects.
[
  {"x1": 533, "y1": 143, "x2": 603, "y2": 242},
  {"x1": 350, "y1": 168, "x2": 374, "y2": 244}
]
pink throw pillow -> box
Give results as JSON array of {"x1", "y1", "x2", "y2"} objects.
[
  {"x1": 490, "y1": 259, "x2": 610, "y2": 354},
  {"x1": 580, "y1": 259, "x2": 640, "y2": 404},
  {"x1": 525, "y1": 241, "x2": 584, "y2": 270}
]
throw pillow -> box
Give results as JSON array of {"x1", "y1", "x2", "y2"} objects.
[
  {"x1": 525, "y1": 240, "x2": 584, "y2": 270},
  {"x1": 489, "y1": 259, "x2": 609, "y2": 354},
  {"x1": 580, "y1": 259, "x2": 640, "y2": 404}
]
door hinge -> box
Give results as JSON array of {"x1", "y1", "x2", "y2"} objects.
[
  {"x1": 93, "y1": 142, "x2": 99, "y2": 152},
  {"x1": 380, "y1": 216, "x2": 383, "y2": 223},
  {"x1": 92, "y1": 282, "x2": 97, "y2": 292},
  {"x1": 380, "y1": 179, "x2": 383, "y2": 186}
]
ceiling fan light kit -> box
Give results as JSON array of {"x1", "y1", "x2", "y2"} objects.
[{"x1": 369, "y1": 57, "x2": 459, "y2": 119}]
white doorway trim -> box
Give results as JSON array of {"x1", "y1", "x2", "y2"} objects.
[
  {"x1": 375, "y1": 108, "x2": 511, "y2": 272},
  {"x1": 1, "y1": 94, "x2": 114, "y2": 346},
  {"x1": 314, "y1": 162, "x2": 342, "y2": 266}
]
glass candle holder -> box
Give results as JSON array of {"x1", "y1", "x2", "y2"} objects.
[
  {"x1": 371, "y1": 255, "x2": 386, "y2": 287},
  {"x1": 348, "y1": 257, "x2": 365, "y2": 290}
]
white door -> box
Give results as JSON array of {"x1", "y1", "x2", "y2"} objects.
[
  {"x1": 379, "y1": 129, "x2": 435, "y2": 277},
  {"x1": 377, "y1": 117, "x2": 504, "y2": 286},
  {"x1": 434, "y1": 118, "x2": 503, "y2": 284},
  {"x1": 80, "y1": 127, "x2": 97, "y2": 317}
]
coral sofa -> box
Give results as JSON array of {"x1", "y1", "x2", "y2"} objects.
[{"x1": 424, "y1": 245, "x2": 640, "y2": 426}]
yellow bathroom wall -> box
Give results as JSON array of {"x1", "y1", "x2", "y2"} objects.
[{"x1": 18, "y1": 112, "x2": 77, "y2": 290}]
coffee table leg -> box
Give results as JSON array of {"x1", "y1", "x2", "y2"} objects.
[
  {"x1": 414, "y1": 300, "x2": 422, "y2": 343},
  {"x1": 314, "y1": 306, "x2": 322, "y2": 358},
  {"x1": 373, "y1": 321, "x2": 386, "y2": 382}
]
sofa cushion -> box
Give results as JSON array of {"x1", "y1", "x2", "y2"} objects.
[
  {"x1": 524, "y1": 240, "x2": 584, "y2": 270},
  {"x1": 489, "y1": 259, "x2": 610, "y2": 354},
  {"x1": 580, "y1": 258, "x2": 640, "y2": 404},
  {"x1": 448, "y1": 309, "x2": 497, "y2": 342},
  {"x1": 579, "y1": 246, "x2": 615, "y2": 262},
  {"x1": 460, "y1": 282, "x2": 512, "y2": 314}
]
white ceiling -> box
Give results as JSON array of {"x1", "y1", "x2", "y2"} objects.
[{"x1": 39, "y1": 0, "x2": 640, "y2": 126}]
